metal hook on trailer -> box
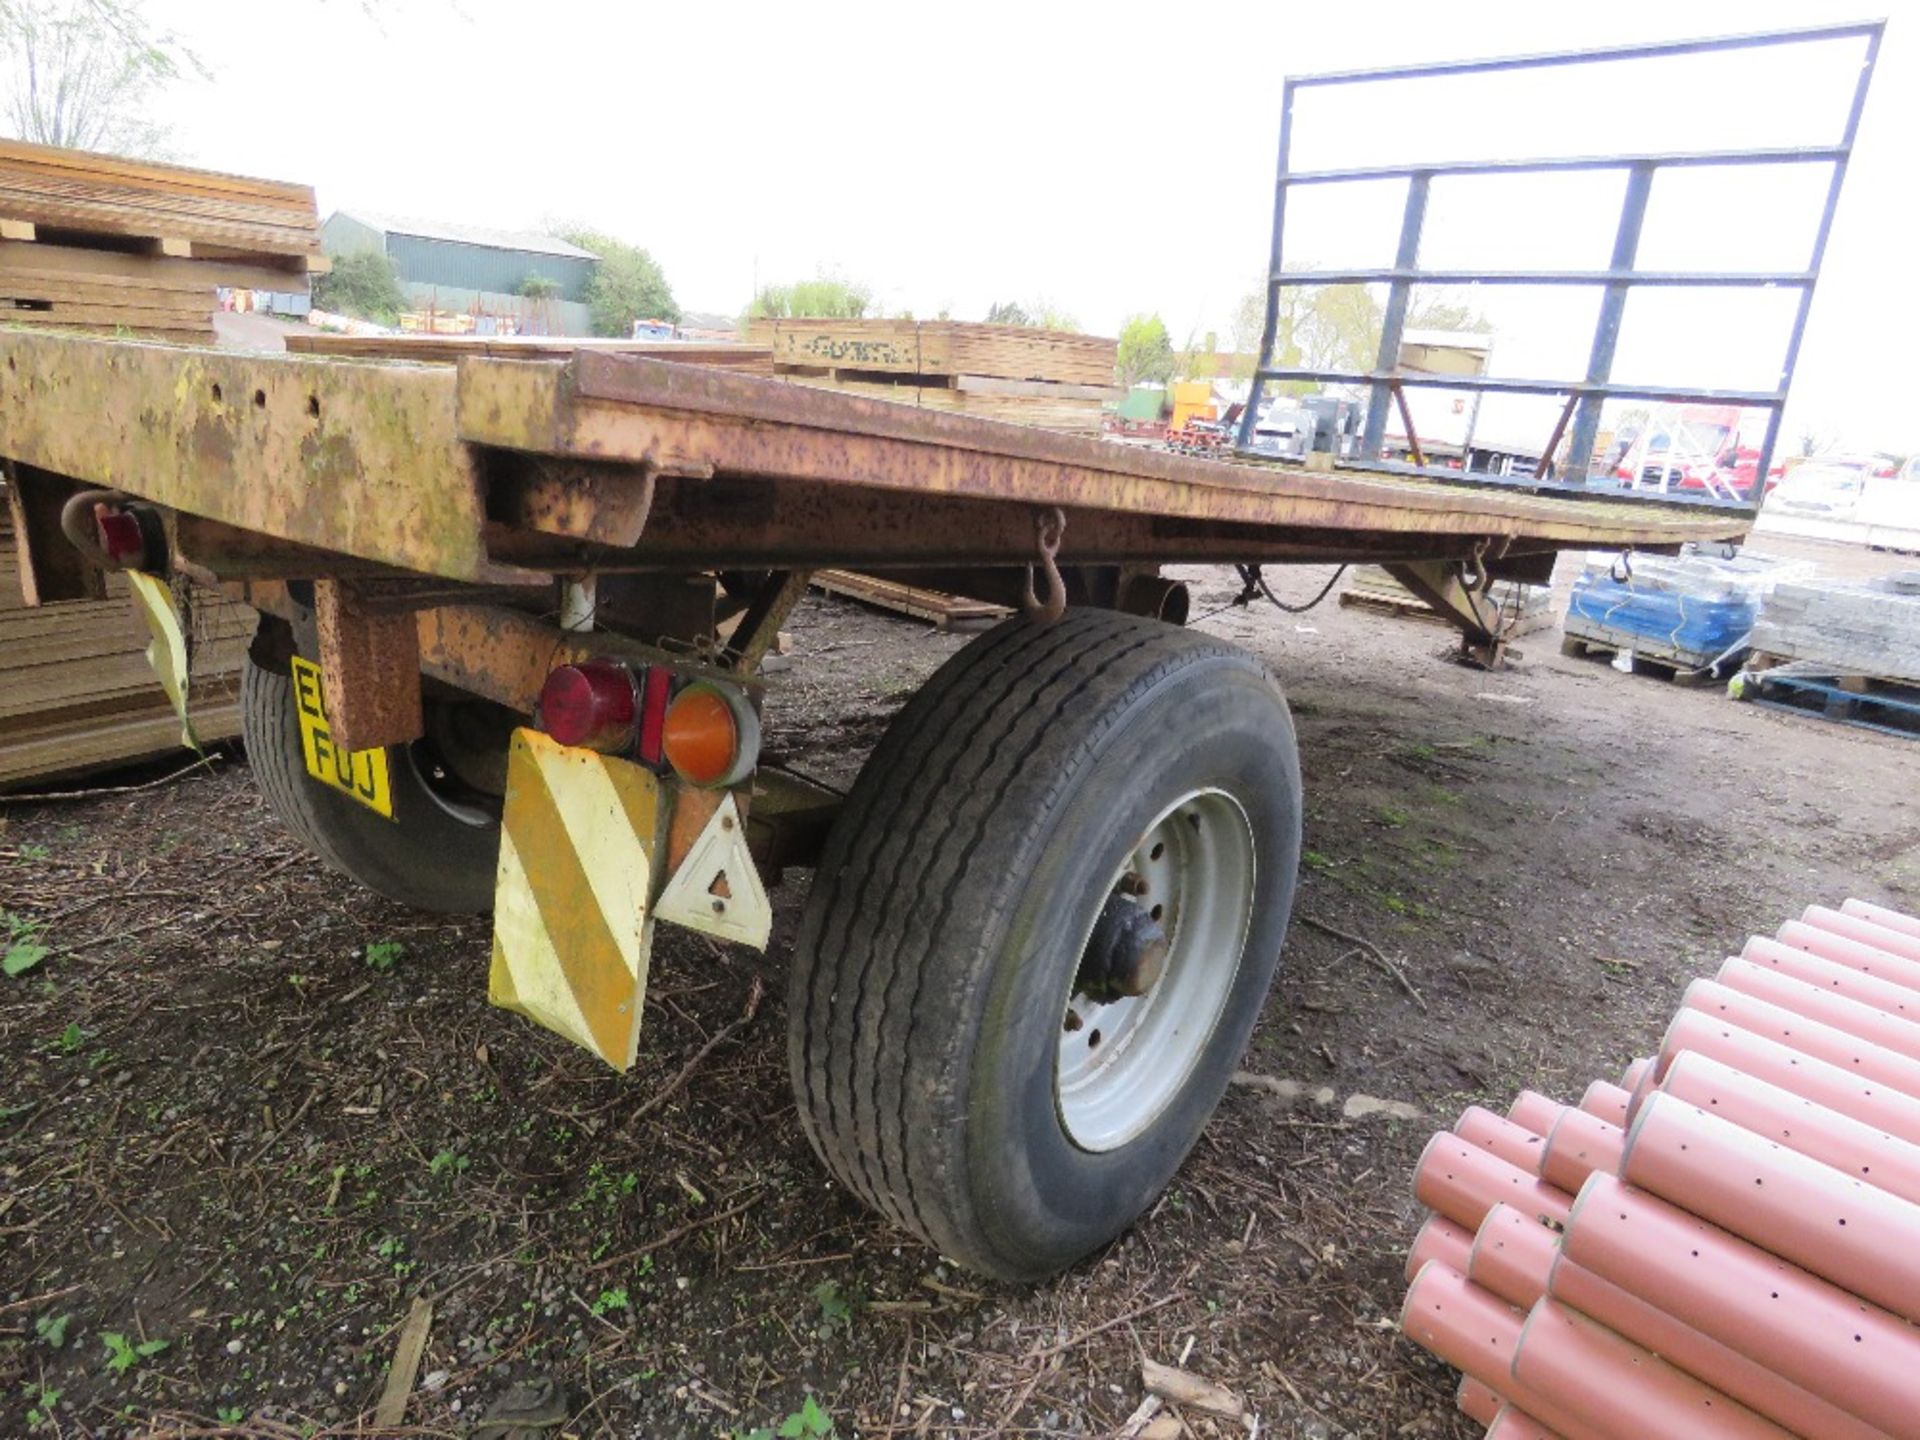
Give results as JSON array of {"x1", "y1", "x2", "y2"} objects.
[
  {"x1": 1021, "y1": 506, "x2": 1068, "y2": 624},
  {"x1": 1466, "y1": 539, "x2": 1490, "y2": 595}
]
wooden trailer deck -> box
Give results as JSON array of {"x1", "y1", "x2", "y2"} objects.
[{"x1": 0, "y1": 331, "x2": 1746, "y2": 592}]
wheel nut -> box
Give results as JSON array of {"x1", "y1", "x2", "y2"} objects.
[{"x1": 1117, "y1": 872, "x2": 1149, "y2": 896}]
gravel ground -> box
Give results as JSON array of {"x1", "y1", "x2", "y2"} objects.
[{"x1": 1, "y1": 537, "x2": 1914, "y2": 1440}]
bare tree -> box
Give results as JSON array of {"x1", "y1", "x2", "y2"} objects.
[{"x1": 0, "y1": 1, "x2": 193, "y2": 157}]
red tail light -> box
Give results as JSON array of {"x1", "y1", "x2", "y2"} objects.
[
  {"x1": 537, "y1": 661, "x2": 637, "y2": 752},
  {"x1": 94, "y1": 505, "x2": 154, "y2": 569}
]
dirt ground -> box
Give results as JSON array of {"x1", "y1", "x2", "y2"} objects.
[{"x1": 2, "y1": 535, "x2": 1916, "y2": 1440}]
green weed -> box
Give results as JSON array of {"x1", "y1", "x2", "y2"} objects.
[
  {"x1": 101, "y1": 1331, "x2": 168, "y2": 1374},
  {"x1": 3, "y1": 911, "x2": 49, "y2": 978},
  {"x1": 363, "y1": 940, "x2": 404, "y2": 973},
  {"x1": 34, "y1": 1313, "x2": 70, "y2": 1348}
]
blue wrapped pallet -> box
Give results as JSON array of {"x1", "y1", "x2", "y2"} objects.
[{"x1": 1563, "y1": 550, "x2": 1810, "y2": 673}]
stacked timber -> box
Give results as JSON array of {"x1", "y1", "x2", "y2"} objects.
[
  {"x1": 1748, "y1": 571, "x2": 1920, "y2": 684},
  {"x1": 0, "y1": 138, "x2": 325, "y2": 346},
  {"x1": 1, "y1": 516, "x2": 250, "y2": 789},
  {"x1": 745, "y1": 318, "x2": 1118, "y2": 434},
  {"x1": 1402, "y1": 896, "x2": 1920, "y2": 1439},
  {"x1": 282, "y1": 333, "x2": 774, "y2": 372}
]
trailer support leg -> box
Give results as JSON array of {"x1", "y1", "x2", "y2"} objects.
[{"x1": 1384, "y1": 559, "x2": 1507, "y2": 670}]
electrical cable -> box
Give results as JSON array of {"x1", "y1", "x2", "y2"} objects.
[{"x1": 1236, "y1": 563, "x2": 1350, "y2": 614}]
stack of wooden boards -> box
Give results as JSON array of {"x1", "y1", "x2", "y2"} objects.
[
  {"x1": 1, "y1": 514, "x2": 250, "y2": 789},
  {"x1": 744, "y1": 318, "x2": 1118, "y2": 433},
  {"x1": 282, "y1": 333, "x2": 774, "y2": 372},
  {"x1": 0, "y1": 138, "x2": 325, "y2": 346},
  {"x1": 0, "y1": 140, "x2": 322, "y2": 784}
]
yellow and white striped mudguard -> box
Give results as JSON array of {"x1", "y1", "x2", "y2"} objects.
[{"x1": 489, "y1": 728, "x2": 668, "y2": 1072}]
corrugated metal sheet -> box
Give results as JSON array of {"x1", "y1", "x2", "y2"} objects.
[
  {"x1": 1403, "y1": 897, "x2": 1920, "y2": 1440},
  {"x1": 329, "y1": 210, "x2": 597, "y2": 260},
  {"x1": 386, "y1": 233, "x2": 596, "y2": 304}
]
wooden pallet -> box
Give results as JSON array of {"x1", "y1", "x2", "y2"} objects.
[
  {"x1": 745, "y1": 318, "x2": 1116, "y2": 386},
  {"x1": 810, "y1": 570, "x2": 1011, "y2": 629},
  {"x1": 1743, "y1": 669, "x2": 1920, "y2": 738},
  {"x1": 1558, "y1": 631, "x2": 1721, "y2": 684}
]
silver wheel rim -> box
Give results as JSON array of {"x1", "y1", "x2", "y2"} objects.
[{"x1": 1055, "y1": 788, "x2": 1257, "y2": 1152}]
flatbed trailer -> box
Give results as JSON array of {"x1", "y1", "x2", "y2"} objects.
[{"x1": 0, "y1": 329, "x2": 1746, "y2": 1280}]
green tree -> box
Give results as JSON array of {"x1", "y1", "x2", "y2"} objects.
[
  {"x1": 313, "y1": 250, "x2": 405, "y2": 324},
  {"x1": 1231, "y1": 275, "x2": 1487, "y2": 394},
  {"x1": 1, "y1": 0, "x2": 199, "y2": 157},
  {"x1": 561, "y1": 228, "x2": 679, "y2": 337},
  {"x1": 984, "y1": 298, "x2": 1079, "y2": 331},
  {"x1": 518, "y1": 274, "x2": 560, "y2": 300},
  {"x1": 1115, "y1": 313, "x2": 1175, "y2": 388},
  {"x1": 748, "y1": 273, "x2": 872, "y2": 321}
]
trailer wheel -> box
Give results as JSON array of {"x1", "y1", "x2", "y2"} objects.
[
  {"x1": 241, "y1": 656, "x2": 509, "y2": 914},
  {"x1": 788, "y1": 611, "x2": 1301, "y2": 1280}
]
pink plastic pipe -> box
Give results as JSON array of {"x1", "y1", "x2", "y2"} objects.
[
  {"x1": 1407, "y1": 1212, "x2": 1475, "y2": 1284},
  {"x1": 1468, "y1": 1202, "x2": 1559, "y2": 1310},
  {"x1": 1487, "y1": 1406, "x2": 1564, "y2": 1440},
  {"x1": 1400, "y1": 1262, "x2": 1602, "y2": 1440},
  {"x1": 1579, "y1": 1080, "x2": 1630, "y2": 1127},
  {"x1": 1415, "y1": 1132, "x2": 1573, "y2": 1232},
  {"x1": 1716, "y1": 957, "x2": 1920, "y2": 1063},
  {"x1": 1547, "y1": 1252, "x2": 1894, "y2": 1440},
  {"x1": 1457, "y1": 1104, "x2": 1554, "y2": 1173},
  {"x1": 1738, "y1": 937, "x2": 1920, "y2": 1030},
  {"x1": 1845, "y1": 898, "x2": 1920, "y2": 941},
  {"x1": 1540, "y1": 1108, "x2": 1624, "y2": 1193},
  {"x1": 1661, "y1": 1049, "x2": 1920, "y2": 1207},
  {"x1": 1458, "y1": 1374, "x2": 1502, "y2": 1426},
  {"x1": 1507, "y1": 1089, "x2": 1564, "y2": 1137},
  {"x1": 1775, "y1": 920, "x2": 1920, "y2": 993},
  {"x1": 1513, "y1": 1300, "x2": 1793, "y2": 1440},
  {"x1": 1656, "y1": 1008, "x2": 1920, "y2": 1147},
  {"x1": 1802, "y1": 905, "x2": 1920, "y2": 964},
  {"x1": 1564, "y1": 1174, "x2": 1920, "y2": 1437},
  {"x1": 1675, "y1": 979, "x2": 1920, "y2": 1101},
  {"x1": 1621, "y1": 1092, "x2": 1920, "y2": 1324},
  {"x1": 1618, "y1": 1057, "x2": 1652, "y2": 1094}
]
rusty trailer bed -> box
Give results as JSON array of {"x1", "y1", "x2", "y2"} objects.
[{"x1": 0, "y1": 331, "x2": 1746, "y2": 590}]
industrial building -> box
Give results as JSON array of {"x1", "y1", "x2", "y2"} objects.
[{"x1": 319, "y1": 211, "x2": 600, "y2": 335}]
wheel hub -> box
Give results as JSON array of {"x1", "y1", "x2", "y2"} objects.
[
  {"x1": 1075, "y1": 894, "x2": 1171, "y2": 1002},
  {"x1": 1055, "y1": 789, "x2": 1258, "y2": 1153}
]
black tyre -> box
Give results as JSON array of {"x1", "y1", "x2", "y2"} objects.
[
  {"x1": 788, "y1": 611, "x2": 1302, "y2": 1280},
  {"x1": 241, "y1": 656, "x2": 509, "y2": 914}
]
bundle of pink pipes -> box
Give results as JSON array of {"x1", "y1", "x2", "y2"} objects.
[{"x1": 1400, "y1": 897, "x2": 1920, "y2": 1440}]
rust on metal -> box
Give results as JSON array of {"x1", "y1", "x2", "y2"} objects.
[
  {"x1": 414, "y1": 604, "x2": 760, "y2": 719},
  {"x1": 0, "y1": 331, "x2": 486, "y2": 579},
  {"x1": 1385, "y1": 558, "x2": 1507, "y2": 668},
  {"x1": 1019, "y1": 506, "x2": 1068, "y2": 624},
  {"x1": 455, "y1": 352, "x2": 1748, "y2": 554},
  {"x1": 664, "y1": 785, "x2": 723, "y2": 881},
  {"x1": 491, "y1": 455, "x2": 666, "y2": 548},
  {"x1": 314, "y1": 579, "x2": 423, "y2": 752},
  {"x1": 721, "y1": 569, "x2": 812, "y2": 673}
]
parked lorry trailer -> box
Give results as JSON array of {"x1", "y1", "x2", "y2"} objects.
[{"x1": 0, "y1": 329, "x2": 1746, "y2": 1280}]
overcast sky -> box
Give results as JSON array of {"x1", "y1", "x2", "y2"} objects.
[{"x1": 141, "y1": 0, "x2": 1918, "y2": 455}]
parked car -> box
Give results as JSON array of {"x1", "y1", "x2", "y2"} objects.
[{"x1": 1764, "y1": 459, "x2": 1873, "y2": 520}]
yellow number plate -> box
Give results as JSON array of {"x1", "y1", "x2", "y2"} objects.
[{"x1": 290, "y1": 656, "x2": 395, "y2": 820}]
